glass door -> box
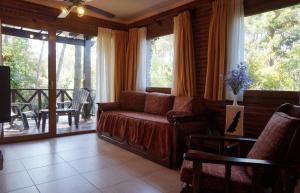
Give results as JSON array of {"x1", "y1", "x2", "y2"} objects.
[
  {"x1": 1, "y1": 24, "x2": 51, "y2": 139},
  {"x1": 55, "y1": 31, "x2": 97, "y2": 134}
]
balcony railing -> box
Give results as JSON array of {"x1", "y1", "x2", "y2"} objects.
[{"x1": 10, "y1": 88, "x2": 96, "y2": 117}]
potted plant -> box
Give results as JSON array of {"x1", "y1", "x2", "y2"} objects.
[{"x1": 225, "y1": 62, "x2": 252, "y2": 105}]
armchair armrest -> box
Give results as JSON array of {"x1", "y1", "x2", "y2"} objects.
[
  {"x1": 189, "y1": 134, "x2": 257, "y2": 144},
  {"x1": 97, "y1": 102, "x2": 120, "y2": 111},
  {"x1": 185, "y1": 150, "x2": 287, "y2": 168}
]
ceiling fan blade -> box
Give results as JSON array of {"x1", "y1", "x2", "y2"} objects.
[
  {"x1": 85, "y1": 5, "x2": 115, "y2": 18},
  {"x1": 57, "y1": 5, "x2": 75, "y2": 18}
]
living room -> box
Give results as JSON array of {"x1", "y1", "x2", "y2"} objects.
[{"x1": 0, "y1": 0, "x2": 300, "y2": 193}]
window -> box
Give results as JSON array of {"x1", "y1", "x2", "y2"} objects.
[
  {"x1": 146, "y1": 34, "x2": 174, "y2": 88},
  {"x1": 245, "y1": 4, "x2": 300, "y2": 91}
]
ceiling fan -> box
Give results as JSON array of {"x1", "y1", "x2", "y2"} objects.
[{"x1": 56, "y1": 0, "x2": 115, "y2": 19}]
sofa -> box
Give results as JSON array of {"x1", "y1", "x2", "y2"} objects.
[{"x1": 97, "y1": 91, "x2": 209, "y2": 168}]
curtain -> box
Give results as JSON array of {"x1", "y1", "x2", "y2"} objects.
[
  {"x1": 0, "y1": 19, "x2": 2, "y2": 66},
  {"x1": 135, "y1": 28, "x2": 147, "y2": 91},
  {"x1": 125, "y1": 27, "x2": 147, "y2": 91},
  {"x1": 226, "y1": 0, "x2": 245, "y2": 101},
  {"x1": 113, "y1": 30, "x2": 128, "y2": 102},
  {"x1": 204, "y1": 0, "x2": 228, "y2": 101},
  {"x1": 96, "y1": 27, "x2": 115, "y2": 103},
  {"x1": 173, "y1": 11, "x2": 197, "y2": 97}
]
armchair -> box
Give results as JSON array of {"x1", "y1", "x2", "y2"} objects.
[{"x1": 180, "y1": 103, "x2": 300, "y2": 193}]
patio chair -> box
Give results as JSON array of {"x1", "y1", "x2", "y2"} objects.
[
  {"x1": 180, "y1": 103, "x2": 300, "y2": 193},
  {"x1": 11, "y1": 103, "x2": 38, "y2": 130},
  {"x1": 38, "y1": 89, "x2": 90, "y2": 130}
]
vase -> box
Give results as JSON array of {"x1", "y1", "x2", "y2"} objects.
[{"x1": 233, "y1": 94, "x2": 238, "y2": 106}]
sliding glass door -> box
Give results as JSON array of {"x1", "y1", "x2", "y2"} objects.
[
  {"x1": 55, "y1": 30, "x2": 97, "y2": 134},
  {"x1": 1, "y1": 23, "x2": 51, "y2": 139}
]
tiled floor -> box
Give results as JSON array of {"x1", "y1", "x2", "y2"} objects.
[{"x1": 0, "y1": 134, "x2": 181, "y2": 193}]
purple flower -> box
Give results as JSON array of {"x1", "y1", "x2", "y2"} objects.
[{"x1": 225, "y1": 62, "x2": 252, "y2": 95}]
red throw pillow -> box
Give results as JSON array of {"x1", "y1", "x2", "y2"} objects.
[{"x1": 144, "y1": 93, "x2": 174, "y2": 116}]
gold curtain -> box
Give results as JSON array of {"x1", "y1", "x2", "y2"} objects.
[
  {"x1": 204, "y1": 0, "x2": 228, "y2": 101},
  {"x1": 173, "y1": 11, "x2": 197, "y2": 97},
  {"x1": 124, "y1": 28, "x2": 139, "y2": 91},
  {"x1": 113, "y1": 30, "x2": 128, "y2": 101}
]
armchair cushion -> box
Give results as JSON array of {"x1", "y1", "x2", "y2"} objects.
[
  {"x1": 119, "y1": 91, "x2": 146, "y2": 112},
  {"x1": 144, "y1": 93, "x2": 174, "y2": 116},
  {"x1": 247, "y1": 112, "x2": 300, "y2": 161},
  {"x1": 180, "y1": 160, "x2": 252, "y2": 193}
]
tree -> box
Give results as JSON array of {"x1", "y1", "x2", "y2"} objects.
[{"x1": 245, "y1": 4, "x2": 300, "y2": 91}]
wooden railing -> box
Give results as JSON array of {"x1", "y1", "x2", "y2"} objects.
[{"x1": 10, "y1": 89, "x2": 96, "y2": 116}]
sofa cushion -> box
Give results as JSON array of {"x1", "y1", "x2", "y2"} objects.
[
  {"x1": 247, "y1": 112, "x2": 300, "y2": 161},
  {"x1": 173, "y1": 96, "x2": 193, "y2": 112},
  {"x1": 144, "y1": 93, "x2": 174, "y2": 116},
  {"x1": 120, "y1": 91, "x2": 146, "y2": 112}
]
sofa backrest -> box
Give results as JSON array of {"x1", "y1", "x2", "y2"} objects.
[
  {"x1": 172, "y1": 96, "x2": 206, "y2": 115},
  {"x1": 120, "y1": 91, "x2": 146, "y2": 112},
  {"x1": 144, "y1": 92, "x2": 174, "y2": 116}
]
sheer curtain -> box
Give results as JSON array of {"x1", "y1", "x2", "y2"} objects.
[
  {"x1": 135, "y1": 27, "x2": 147, "y2": 91},
  {"x1": 226, "y1": 0, "x2": 245, "y2": 100},
  {"x1": 96, "y1": 27, "x2": 115, "y2": 103}
]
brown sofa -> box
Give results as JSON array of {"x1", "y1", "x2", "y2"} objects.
[{"x1": 97, "y1": 91, "x2": 209, "y2": 168}]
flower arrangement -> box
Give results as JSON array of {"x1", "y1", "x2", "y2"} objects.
[{"x1": 225, "y1": 62, "x2": 252, "y2": 95}]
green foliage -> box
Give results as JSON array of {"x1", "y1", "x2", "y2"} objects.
[
  {"x1": 148, "y1": 34, "x2": 174, "y2": 88},
  {"x1": 245, "y1": 4, "x2": 300, "y2": 91},
  {"x1": 3, "y1": 36, "x2": 37, "y2": 89}
]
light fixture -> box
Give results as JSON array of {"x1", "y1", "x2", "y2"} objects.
[
  {"x1": 29, "y1": 34, "x2": 34, "y2": 39},
  {"x1": 77, "y1": 6, "x2": 85, "y2": 17}
]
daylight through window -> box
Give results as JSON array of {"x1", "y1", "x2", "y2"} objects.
[
  {"x1": 146, "y1": 34, "x2": 174, "y2": 88},
  {"x1": 245, "y1": 4, "x2": 300, "y2": 91}
]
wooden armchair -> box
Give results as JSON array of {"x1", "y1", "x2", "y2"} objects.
[{"x1": 180, "y1": 103, "x2": 300, "y2": 193}]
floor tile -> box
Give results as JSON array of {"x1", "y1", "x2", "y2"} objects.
[
  {"x1": 0, "y1": 160, "x2": 25, "y2": 175},
  {"x1": 142, "y1": 169, "x2": 181, "y2": 193},
  {"x1": 28, "y1": 162, "x2": 77, "y2": 184},
  {"x1": 8, "y1": 186, "x2": 40, "y2": 193},
  {"x1": 117, "y1": 158, "x2": 163, "y2": 177},
  {"x1": 83, "y1": 166, "x2": 134, "y2": 189},
  {"x1": 37, "y1": 175, "x2": 96, "y2": 193},
  {"x1": 101, "y1": 178, "x2": 162, "y2": 193},
  {"x1": 1, "y1": 134, "x2": 182, "y2": 193},
  {"x1": 21, "y1": 154, "x2": 64, "y2": 170},
  {"x1": 57, "y1": 148, "x2": 99, "y2": 161},
  {"x1": 68, "y1": 156, "x2": 109, "y2": 173},
  {"x1": 0, "y1": 171, "x2": 34, "y2": 193}
]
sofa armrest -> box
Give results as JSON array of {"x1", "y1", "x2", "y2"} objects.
[
  {"x1": 167, "y1": 110, "x2": 199, "y2": 124},
  {"x1": 97, "y1": 102, "x2": 120, "y2": 111}
]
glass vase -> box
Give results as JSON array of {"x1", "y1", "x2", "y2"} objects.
[{"x1": 233, "y1": 94, "x2": 238, "y2": 106}]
